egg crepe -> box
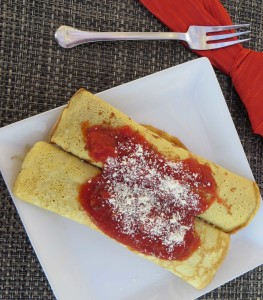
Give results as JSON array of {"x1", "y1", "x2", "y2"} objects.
[
  {"x1": 50, "y1": 89, "x2": 260, "y2": 233},
  {"x1": 13, "y1": 141, "x2": 230, "y2": 289}
]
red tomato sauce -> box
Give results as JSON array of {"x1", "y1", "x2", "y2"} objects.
[{"x1": 79, "y1": 125, "x2": 217, "y2": 260}]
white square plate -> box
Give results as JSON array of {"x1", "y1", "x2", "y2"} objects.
[{"x1": 0, "y1": 57, "x2": 262, "y2": 300}]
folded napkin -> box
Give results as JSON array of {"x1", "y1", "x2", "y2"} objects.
[{"x1": 140, "y1": 0, "x2": 263, "y2": 136}]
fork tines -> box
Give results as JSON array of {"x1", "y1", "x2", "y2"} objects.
[
  {"x1": 205, "y1": 24, "x2": 250, "y2": 32},
  {"x1": 205, "y1": 24, "x2": 251, "y2": 49}
]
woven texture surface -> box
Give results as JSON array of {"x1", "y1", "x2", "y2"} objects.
[{"x1": 0, "y1": 0, "x2": 262, "y2": 299}]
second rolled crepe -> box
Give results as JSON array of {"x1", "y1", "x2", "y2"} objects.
[
  {"x1": 50, "y1": 89, "x2": 260, "y2": 233},
  {"x1": 13, "y1": 141, "x2": 230, "y2": 289}
]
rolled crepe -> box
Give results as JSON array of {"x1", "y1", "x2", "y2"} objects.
[
  {"x1": 13, "y1": 141, "x2": 230, "y2": 289},
  {"x1": 50, "y1": 89, "x2": 260, "y2": 233}
]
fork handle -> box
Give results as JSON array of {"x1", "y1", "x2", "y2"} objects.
[{"x1": 55, "y1": 25, "x2": 186, "y2": 48}]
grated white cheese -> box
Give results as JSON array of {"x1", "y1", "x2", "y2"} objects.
[{"x1": 101, "y1": 140, "x2": 202, "y2": 255}]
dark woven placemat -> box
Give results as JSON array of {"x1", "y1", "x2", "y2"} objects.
[{"x1": 0, "y1": 0, "x2": 262, "y2": 299}]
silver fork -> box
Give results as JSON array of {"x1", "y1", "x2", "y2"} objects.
[{"x1": 55, "y1": 24, "x2": 250, "y2": 50}]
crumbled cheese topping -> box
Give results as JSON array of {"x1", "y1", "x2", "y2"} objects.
[{"x1": 100, "y1": 140, "x2": 202, "y2": 255}]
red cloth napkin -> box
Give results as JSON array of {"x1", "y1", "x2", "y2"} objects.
[{"x1": 140, "y1": 0, "x2": 263, "y2": 136}]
